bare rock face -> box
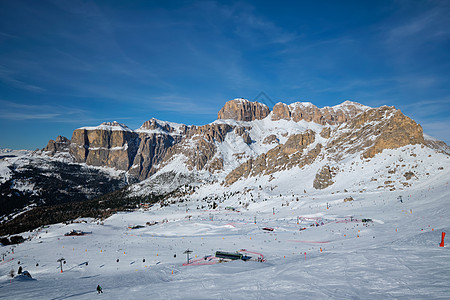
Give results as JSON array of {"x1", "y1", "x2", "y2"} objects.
[
  {"x1": 224, "y1": 158, "x2": 256, "y2": 185},
  {"x1": 130, "y1": 133, "x2": 179, "y2": 180},
  {"x1": 360, "y1": 108, "x2": 424, "y2": 158},
  {"x1": 225, "y1": 130, "x2": 319, "y2": 185},
  {"x1": 282, "y1": 132, "x2": 315, "y2": 155},
  {"x1": 70, "y1": 122, "x2": 139, "y2": 171},
  {"x1": 423, "y1": 136, "x2": 450, "y2": 155},
  {"x1": 185, "y1": 137, "x2": 217, "y2": 171},
  {"x1": 403, "y1": 171, "x2": 415, "y2": 180},
  {"x1": 130, "y1": 120, "x2": 186, "y2": 179},
  {"x1": 313, "y1": 165, "x2": 336, "y2": 189},
  {"x1": 140, "y1": 118, "x2": 175, "y2": 133},
  {"x1": 70, "y1": 129, "x2": 90, "y2": 162},
  {"x1": 161, "y1": 136, "x2": 216, "y2": 172},
  {"x1": 42, "y1": 99, "x2": 433, "y2": 191},
  {"x1": 271, "y1": 103, "x2": 291, "y2": 121},
  {"x1": 188, "y1": 124, "x2": 233, "y2": 143},
  {"x1": 272, "y1": 101, "x2": 368, "y2": 125},
  {"x1": 218, "y1": 99, "x2": 270, "y2": 121},
  {"x1": 320, "y1": 127, "x2": 331, "y2": 139},
  {"x1": 157, "y1": 123, "x2": 233, "y2": 173},
  {"x1": 43, "y1": 136, "x2": 70, "y2": 156},
  {"x1": 234, "y1": 127, "x2": 252, "y2": 144},
  {"x1": 326, "y1": 106, "x2": 424, "y2": 160},
  {"x1": 263, "y1": 134, "x2": 279, "y2": 145},
  {"x1": 65, "y1": 120, "x2": 234, "y2": 179},
  {"x1": 207, "y1": 157, "x2": 224, "y2": 173}
]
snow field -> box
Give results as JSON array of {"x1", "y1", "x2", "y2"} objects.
[{"x1": 1, "y1": 171, "x2": 449, "y2": 299}]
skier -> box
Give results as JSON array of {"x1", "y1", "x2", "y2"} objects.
[
  {"x1": 97, "y1": 285, "x2": 103, "y2": 294},
  {"x1": 18, "y1": 266, "x2": 22, "y2": 274}
]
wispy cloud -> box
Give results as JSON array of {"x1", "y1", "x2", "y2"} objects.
[
  {"x1": 0, "y1": 100, "x2": 86, "y2": 121},
  {"x1": 223, "y1": 2, "x2": 298, "y2": 46},
  {"x1": 150, "y1": 95, "x2": 218, "y2": 115},
  {"x1": 0, "y1": 31, "x2": 20, "y2": 39},
  {"x1": 0, "y1": 65, "x2": 46, "y2": 92},
  {"x1": 378, "y1": 1, "x2": 450, "y2": 70},
  {"x1": 385, "y1": 4, "x2": 450, "y2": 43}
]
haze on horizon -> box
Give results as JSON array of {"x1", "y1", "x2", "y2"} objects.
[{"x1": 1, "y1": 0, "x2": 449, "y2": 149}]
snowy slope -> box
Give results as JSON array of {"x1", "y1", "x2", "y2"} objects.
[
  {"x1": 1, "y1": 161, "x2": 449, "y2": 299},
  {"x1": 127, "y1": 107, "x2": 448, "y2": 200},
  {"x1": 2, "y1": 99, "x2": 450, "y2": 298},
  {"x1": 0, "y1": 149, "x2": 31, "y2": 184}
]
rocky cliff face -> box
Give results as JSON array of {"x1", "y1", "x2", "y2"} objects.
[
  {"x1": 325, "y1": 106, "x2": 424, "y2": 160},
  {"x1": 43, "y1": 136, "x2": 70, "y2": 156},
  {"x1": 225, "y1": 130, "x2": 319, "y2": 185},
  {"x1": 129, "y1": 133, "x2": 179, "y2": 180},
  {"x1": 70, "y1": 122, "x2": 139, "y2": 171},
  {"x1": 272, "y1": 101, "x2": 369, "y2": 125},
  {"x1": 158, "y1": 123, "x2": 233, "y2": 173},
  {"x1": 42, "y1": 99, "x2": 440, "y2": 194},
  {"x1": 218, "y1": 98, "x2": 270, "y2": 121},
  {"x1": 6, "y1": 97, "x2": 445, "y2": 226},
  {"x1": 313, "y1": 165, "x2": 337, "y2": 189}
]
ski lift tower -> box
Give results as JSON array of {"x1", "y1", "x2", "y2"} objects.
[
  {"x1": 183, "y1": 249, "x2": 193, "y2": 265},
  {"x1": 57, "y1": 257, "x2": 66, "y2": 273}
]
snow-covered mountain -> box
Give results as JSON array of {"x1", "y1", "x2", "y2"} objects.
[
  {"x1": 1, "y1": 98, "x2": 449, "y2": 230},
  {"x1": 1, "y1": 98, "x2": 450, "y2": 299},
  {"x1": 1, "y1": 143, "x2": 449, "y2": 299}
]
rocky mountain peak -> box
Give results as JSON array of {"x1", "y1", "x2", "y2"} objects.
[
  {"x1": 140, "y1": 118, "x2": 173, "y2": 133},
  {"x1": 43, "y1": 135, "x2": 70, "y2": 156},
  {"x1": 80, "y1": 121, "x2": 132, "y2": 132},
  {"x1": 217, "y1": 98, "x2": 270, "y2": 121},
  {"x1": 272, "y1": 100, "x2": 370, "y2": 125},
  {"x1": 38, "y1": 97, "x2": 445, "y2": 193}
]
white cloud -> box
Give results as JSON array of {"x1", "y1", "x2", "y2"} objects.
[{"x1": 0, "y1": 100, "x2": 86, "y2": 122}]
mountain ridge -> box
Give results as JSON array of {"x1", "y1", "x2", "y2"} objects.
[
  {"x1": 42, "y1": 99, "x2": 407, "y2": 180},
  {"x1": 38, "y1": 99, "x2": 446, "y2": 187},
  {"x1": 1, "y1": 98, "x2": 449, "y2": 230}
]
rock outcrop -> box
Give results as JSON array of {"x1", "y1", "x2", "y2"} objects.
[
  {"x1": 130, "y1": 133, "x2": 179, "y2": 180},
  {"x1": 234, "y1": 127, "x2": 252, "y2": 144},
  {"x1": 188, "y1": 124, "x2": 233, "y2": 143},
  {"x1": 313, "y1": 165, "x2": 336, "y2": 189},
  {"x1": 225, "y1": 130, "x2": 319, "y2": 185},
  {"x1": 324, "y1": 106, "x2": 424, "y2": 159},
  {"x1": 218, "y1": 99, "x2": 270, "y2": 121},
  {"x1": 362, "y1": 109, "x2": 424, "y2": 158},
  {"x1": 70, "y1": 122, "x2": 139, "y2": 170},
  {"x1": 43, "y1": 136, "x2": 70, "y2": 156},
  {"x1": 263, "y1": 135, "x2": 279, "y2": 145},
  {"x1": 423, "y1": 136, "x2": 450, "y2": 155},
  {"x1": 41, "y1": 98, "x2": 435, "y2": 189},
  {"x1": 320, "y1": 128, "x2": 331, "y2": 139},
  {"x1": 272, "y1": 101, "x2": 368, "y2": 125}
]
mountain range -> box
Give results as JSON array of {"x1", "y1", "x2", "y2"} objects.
[{"x1": 1, "y1": 98, "x2": 449, "y2": 234}]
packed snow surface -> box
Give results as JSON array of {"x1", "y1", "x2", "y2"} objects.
[{"x1": 1, "y1": 165, "x2": 449, "y2": 299}]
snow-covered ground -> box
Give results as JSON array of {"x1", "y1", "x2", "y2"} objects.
[
  {"x1": 0, "y1": 149, "x2": 31, "y2": 184},
  {"x1": 1, "y1": 162, "x2": 449, "y2": 299}
]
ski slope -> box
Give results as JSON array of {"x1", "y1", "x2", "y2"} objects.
[{"x1": 1, "y1": 166, "x2": 449, "y2": 299}]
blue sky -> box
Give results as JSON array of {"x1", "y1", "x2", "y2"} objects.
[{"x1": 1, "y1": 0, "x2": 449, "y2": 149}]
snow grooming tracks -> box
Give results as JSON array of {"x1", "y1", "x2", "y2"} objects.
[{"x1": 287, "y1": 240, "x2": 330, "y2": 244}]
